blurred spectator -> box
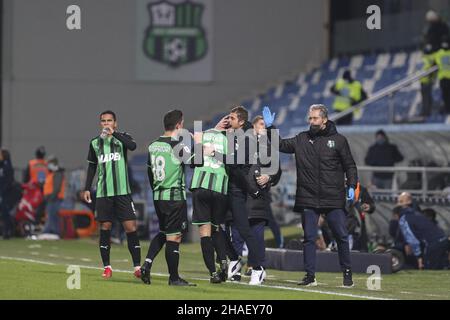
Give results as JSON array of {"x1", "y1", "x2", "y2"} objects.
[
  {"x1": 39, "y1": 156, "x2": 65, "y2": 239},
  {"x1": 23, "y1": 146, "x2": 48, "y2": 185},
  {"x1": 346, "y1": 184, "x2": 376, "y2": 252},
  {"x1": 365, "y1": 130, "x2": 404, "y2": 189},
  {"x1": 0, "y1": 149, "x2": 15, "y2": 239},
  {"x1": 423, "y1": 10, "x2": 449, "y2": 53},
  {"x1": 420, "y1": 44, "x2": 437, "y2": 118},
  {"x1": 435, "y1": 38, "x2": 450, "y2": 115},
  {"x1": 330, "y1": 70, "x2": 367, "y2": 125},
  {"x1": 389, "y1": 205, "x2": 405, "y2": 248},
  {"x1": 24, "y1": 146, "x2": 48, "y2": 224},
  {"x1": 394, "y1": 192, "x2": 448, "y2": 270},
  {"x1": 128, "y1": 166, "x2": 142, "y2": 195},
  {"x1": 422, "y1": 208, "x2": 439, "y2": 225}
]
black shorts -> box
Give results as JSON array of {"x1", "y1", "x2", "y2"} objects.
[
  {"x1": 154, "y1": 200, "x2": 188, "y2": 235},
  {"x1": 95, "y1": 194, "x2": 137, "y2": 223},
  {"x1": 192, "y1": 188, "x2": 228, "y2": 227}
]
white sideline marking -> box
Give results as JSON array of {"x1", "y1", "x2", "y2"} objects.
[
  {"x1": 0, "y1": 256, "x2": 56, "y2": 265},
  {"x1": 1, "y1": 256, "x2": 394, "y2": 300},
  {"x1": 255, "y1": 284, "x2": 394, "y2": 300}
]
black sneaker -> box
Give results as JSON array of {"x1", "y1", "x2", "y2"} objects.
[
  {"x1": 210, "y1": 272, "x2": 222, "y2": 284},
  {"x1": 298, "y1": 274, "x2": 317, "y2": 287},
  {"x1": 140, "y1": 262, "x2": 151, "y2": 285},
  {"x1": 168, "y1": 277, "x2": 197, "y2": 286},
  {"x1": 343, "y1": 269, "x2": 354, "y2": 287},
  {"x1": 219, "y1": 261, "x2": 228, "y2": 282},
  {"x1": 229, "y1": 273, "x2": 241, "y2": 282}
]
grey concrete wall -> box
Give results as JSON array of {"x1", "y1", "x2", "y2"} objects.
[{"x1": 2, "y1": 0, "x2": 328, "y2": 169}]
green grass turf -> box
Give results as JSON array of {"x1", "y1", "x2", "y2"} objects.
[{"x1": 0, "y1": 238, "x2": 449, "y2": 300}]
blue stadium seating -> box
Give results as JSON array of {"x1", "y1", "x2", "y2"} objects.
[{"x1": 232, "y1": 51, "x2": 448, "y2": 129}]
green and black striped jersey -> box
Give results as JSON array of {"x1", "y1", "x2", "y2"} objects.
[
  {"x1": 190, "y1": 129, "x2": 228, "y2": 194},
  {"x1": 148, "y1": 136, "x2": 195, "y2": 201},
  {"x1": 87, "y1": 133, "x2": 132, "y2": 198}
]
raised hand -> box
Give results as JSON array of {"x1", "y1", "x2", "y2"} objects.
[{"x1": 262, "y1": 106, "x2": 276, "y2": 127}]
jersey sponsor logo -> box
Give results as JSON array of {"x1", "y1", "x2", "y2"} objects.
[
  {"x1": 143, "y1": 0, "x2": 208, "y2": 68},
  {"x1": 98, "y1": 152, "x2": 121, "y2": 163}
]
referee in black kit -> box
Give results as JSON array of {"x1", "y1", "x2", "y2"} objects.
[{"x1": 264, "y1": 104, "x2": 357, "y2": 287}]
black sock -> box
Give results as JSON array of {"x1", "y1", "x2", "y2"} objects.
[
  {"x1": 145, "y1": 232, "x2": 166, "y2": 269},
  {"x1": 126, "y1": 231, "x2": 141, "y2": 267},
  {"x1": 99, "y1": 229, "x2": 111, "y2": 267},
  {"x1": 165, "y1": 241, "x2": 180, "y2": 281},
  {"x1": 212, "y1": 228, "x2": 227, "y2": 263},
  {"x1": 200, "y1": 236, "x2": 216, "y2": 275}
]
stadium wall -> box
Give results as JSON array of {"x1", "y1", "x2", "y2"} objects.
[{"x1": 1, "y1": 0, "x2": 328, "y2": 168}]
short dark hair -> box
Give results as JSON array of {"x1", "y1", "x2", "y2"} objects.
[
  {"x1": 100, "y1": 110, "x2": 116, "y2": 121},
  {"x1": 35, "y1": 146, "x2": 46, "y2": 159},
  {"x1": 164, "y1": 110, "x2": 183, "y2": 131},
  {"x1": 1, "y1": 149, "x2": 11, "y2": 161},
  {"x1": 343, "y1": 70, "x2": 352, "y2": 81},
  {"x1": 392, "y1": 205, "x2": 402, "y2": 216},
  {"x1": 230, "y1": 106, "x2": 248, "y2": 122},
  {"x1": 422, "y1": 208, "x2": 437, "y2": 222},
  {"x1": 376, "y1": 129, "x2": 387, "y2": 137}
]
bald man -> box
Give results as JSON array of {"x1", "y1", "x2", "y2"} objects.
[
  {"x1": 397, "y1": 192, "x2": 412, "y2": 208},
  {"x1": 395, "y1": 193, "x2": 448, "y2": 270}
]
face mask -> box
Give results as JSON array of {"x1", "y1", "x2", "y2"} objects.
[
  {"x1": 376, "y1": 138, "x2": 386, "y2": 145},
  {"x1": 310, "y1": 125, "x2": 322, "y2": 135}
]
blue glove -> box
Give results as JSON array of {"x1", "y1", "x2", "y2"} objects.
[
  {"x1": 262, "y1": 106, "x2": 276, "y2": 127},
  {"x1": 347, "y1": 187, "x2": 355, "y2": 202}
]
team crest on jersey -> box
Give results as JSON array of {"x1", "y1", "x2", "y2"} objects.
[
  {"x1": 143, "y1": 0, "x2": 208, "y2": 68},
  {"x1": 327, "y1": 140, "x2": 336, "y2": 149}
]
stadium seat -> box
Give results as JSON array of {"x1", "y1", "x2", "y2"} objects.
[{"x1": 207, "y1": 50, "x2": 447, "y2": 130}]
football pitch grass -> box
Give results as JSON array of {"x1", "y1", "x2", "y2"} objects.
[{"x1": 1, "y1": 238, "x2": 449, "y2": 300}]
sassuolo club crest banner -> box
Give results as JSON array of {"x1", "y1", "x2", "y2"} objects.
[{"x1": 136, "y1": 0, "x2": 213, "y2": 82}]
